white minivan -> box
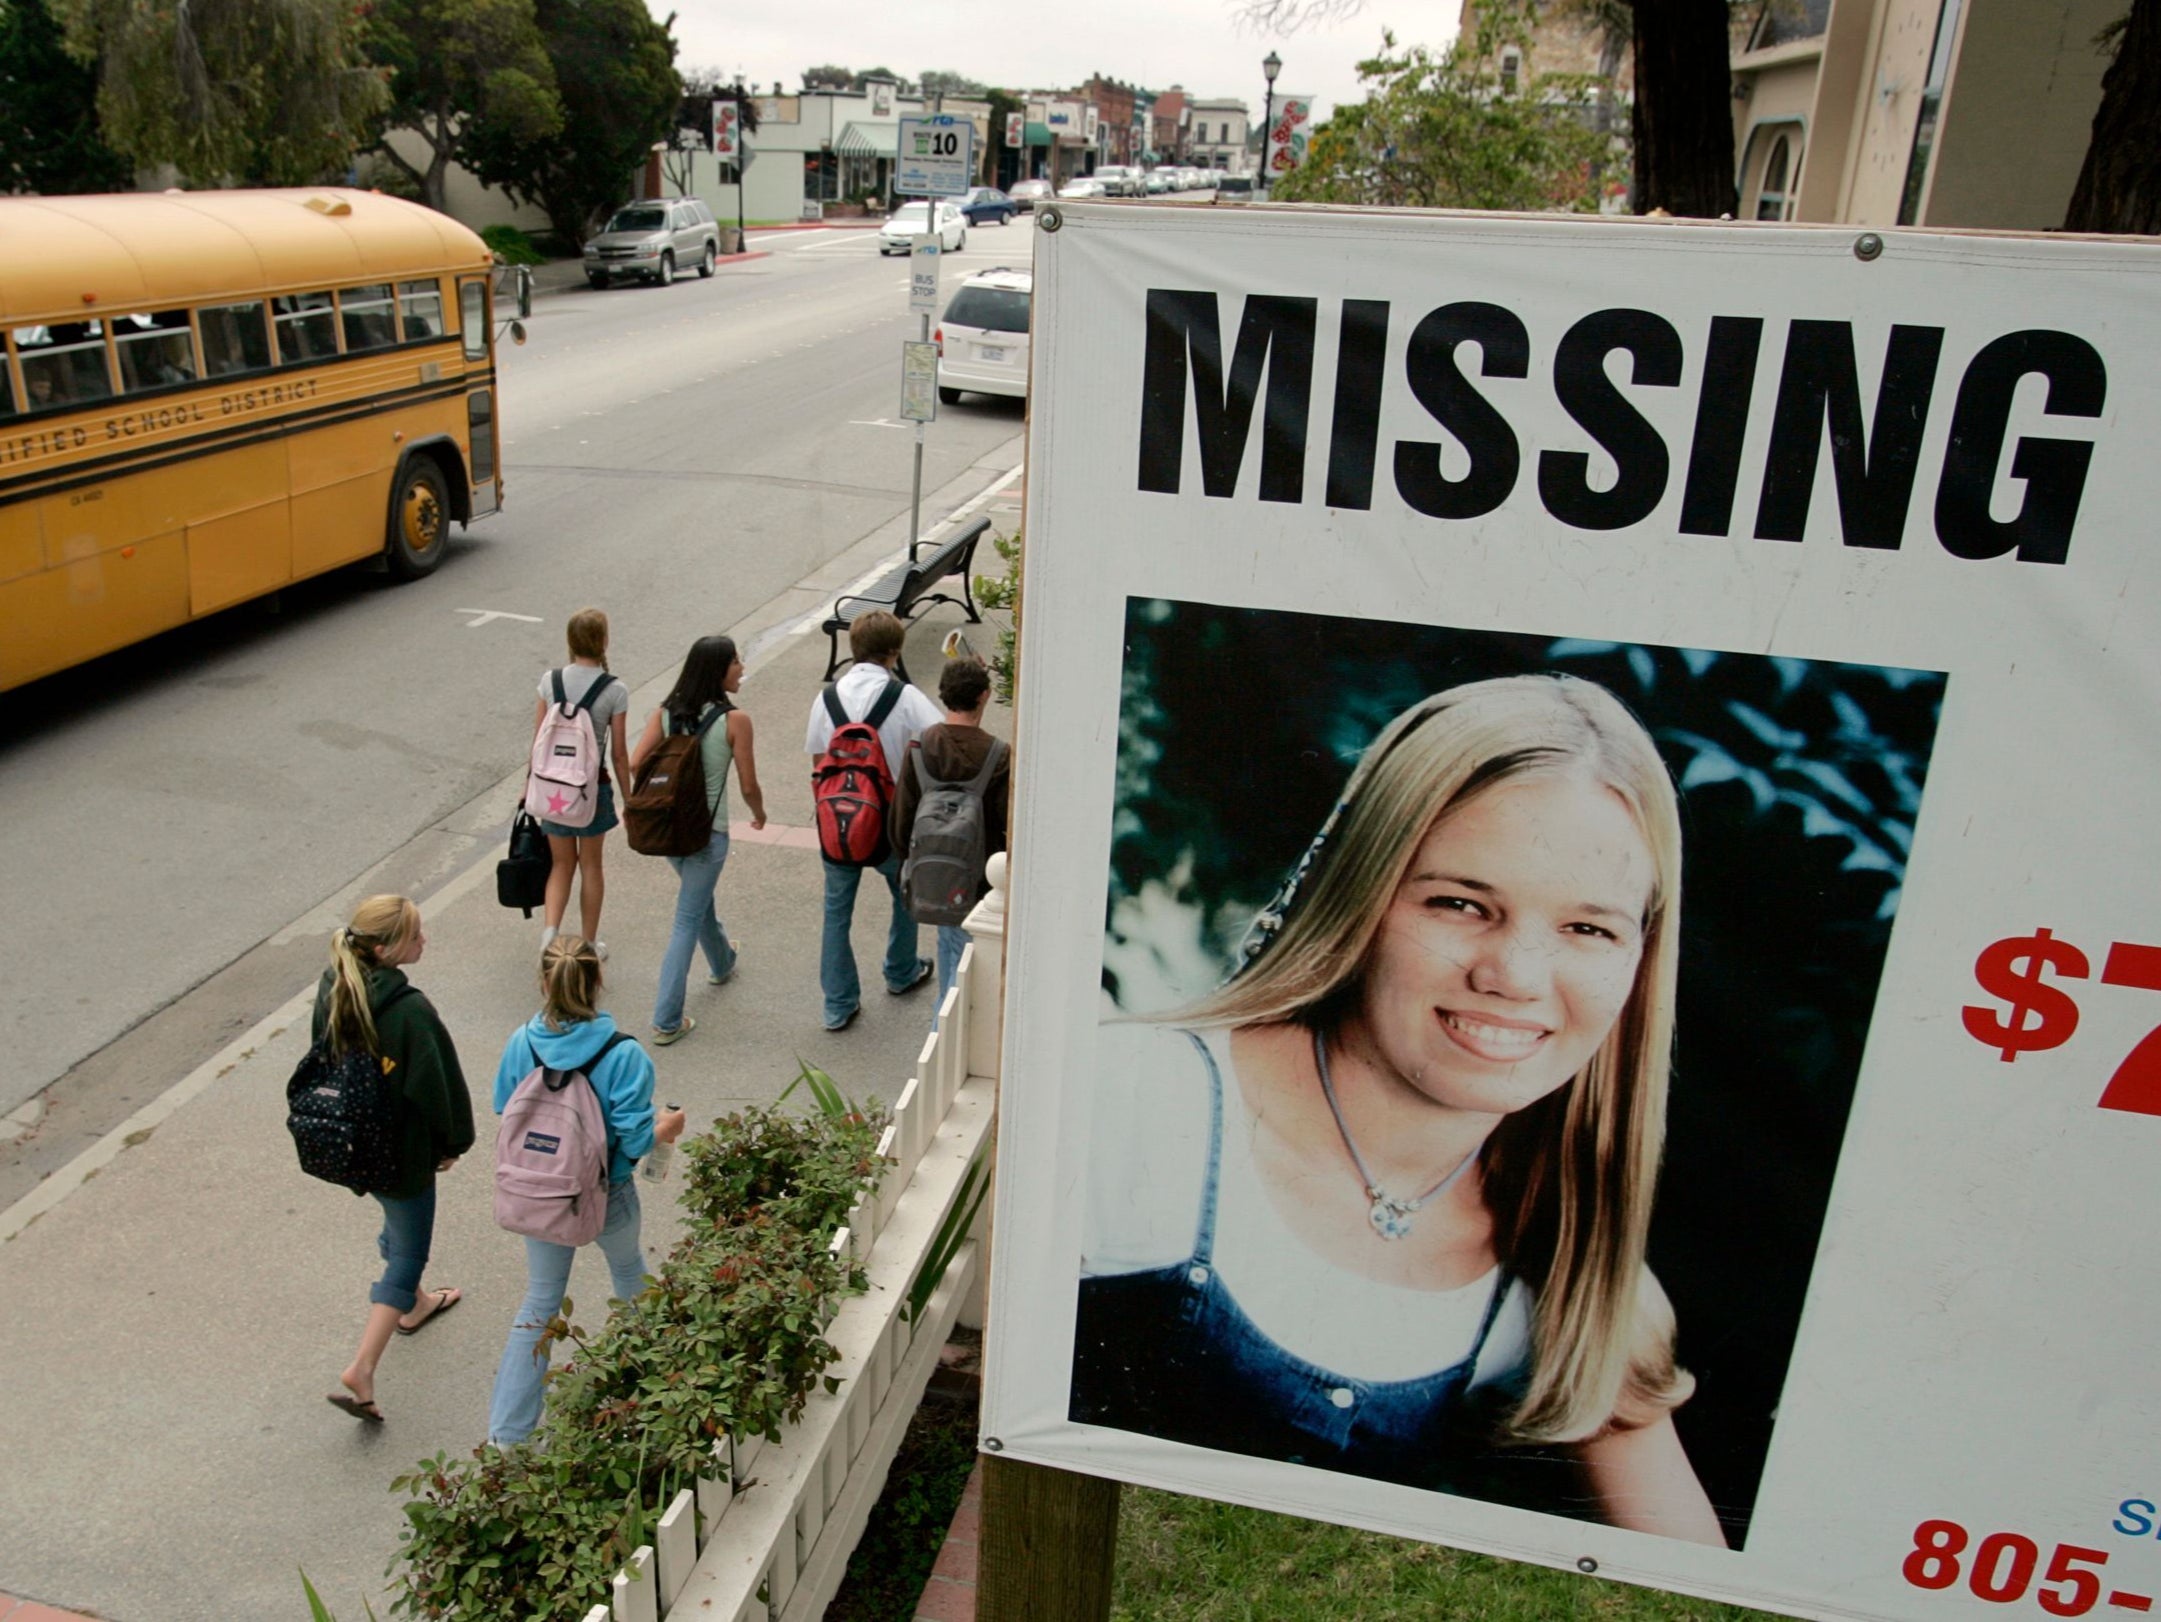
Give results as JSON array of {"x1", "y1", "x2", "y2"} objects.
[{"x1": 935, "y1": 267, "x2": 1031, "y2": 402}]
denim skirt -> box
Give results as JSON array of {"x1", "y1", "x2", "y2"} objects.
[{"x1": 541, "y1": 778, "x2": 618, "y2": 839}]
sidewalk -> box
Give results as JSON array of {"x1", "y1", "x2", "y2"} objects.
[{"x1": 0, "y1": 460, "x2": 1021, "y2": 1621}]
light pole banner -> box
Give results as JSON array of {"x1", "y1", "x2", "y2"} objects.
[
  {"x1": 1265, "y1": 93, "x2": 1314, "y2": 180},
  {"x1": 713, "y1": 99, "x2": 740, "y2": 165},
  {"x1": 983, "y1": 202, "x2": 2161, "y2": 1622}
]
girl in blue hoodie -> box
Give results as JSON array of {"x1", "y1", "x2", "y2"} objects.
[{"x1": 486, "y1": 934, "x2": 685, "y2": 1446}]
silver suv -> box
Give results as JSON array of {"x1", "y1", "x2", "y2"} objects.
[{"x1": 583, "y1": 198, "x2": 721, "y2": 287}]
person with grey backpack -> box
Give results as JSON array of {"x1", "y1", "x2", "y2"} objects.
[
  {"x1": 892, "y1": 657, "x2": 1010, "y2": 1031},
  {"x1": 485, "y1": 935, "x2": 684, "y2": 1446}
]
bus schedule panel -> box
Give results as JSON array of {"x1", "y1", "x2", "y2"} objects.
[{"x1": 0, "y1": 189, "x2": 494, "y2": 691}]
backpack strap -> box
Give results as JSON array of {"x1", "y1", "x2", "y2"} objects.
[
  {"x1": 692, "y1": 699, "x2": 730, "y2": 738},
  {"x1": 865, "y1": 677, "x2": 904, "y2": 730},
  {"x1": 569, "y1": 673, "x2": 617, "y2": 718},
  {"x1": 551, "y1": 668, "x2": 568, "y2": 707},
  {"x1": 532, "y1": 1027, "x2": 635, "y2": 1093},
  {"x1": 912, "y1": 745, "x2": 936, "y2": 793},
  {"x1": 822, "y1": 685, "x2": 849, "y2": 729},
  {"x1": 963, "y1": 736, "x2": 1009, "y2": 793}
]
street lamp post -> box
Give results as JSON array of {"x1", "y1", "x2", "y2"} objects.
[{"x1": 1259, "y1": 50, "x2": 1281, "y2": 194}]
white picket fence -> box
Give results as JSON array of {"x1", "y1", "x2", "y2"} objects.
[{"x1": 576, "y1": 854, "x2": 1008, "y2": 1622}]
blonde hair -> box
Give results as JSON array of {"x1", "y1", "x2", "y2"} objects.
[
  {"x1": 540, "y1": 935, "x2": 603, "y2": 1028},
  {"x1": 1182, "y1": 674, "x2": 1691, "y2": 1444},
  {"x1": 566, "y1": 608, "x2": 609, "y2": 665},
  {"x1": 325, "y1": 895, "x2": 421, "y2": 1055}
]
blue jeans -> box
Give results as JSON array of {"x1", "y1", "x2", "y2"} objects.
[
  {"x1": 931, "y1": 925, "x2": 968, "y2": 1032},
  {"x1": 654, "y1": 828, "x2": 736, "y2": 1033},
  {"x1": 369, "y1": 1185, "x2": 435, "y2": 1313},
  {"x1": 819, "y1": 852, "x2": 920, "y2": 1027},
  {"x1": 487, "y1": 1179, "x2": 650, "y2": 1446}
]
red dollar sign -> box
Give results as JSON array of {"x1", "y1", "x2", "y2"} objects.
[{"x1": 1962, "y1": 927, "x2": 2089, "y2": 1063}]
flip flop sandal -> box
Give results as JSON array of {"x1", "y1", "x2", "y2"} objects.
[
  {"x1": 395, "y1": 1286, "x2": 461, "y2": 1336},
  {"x1": 327, "y1": 1391, "x2": 385, "y2": 1423}
]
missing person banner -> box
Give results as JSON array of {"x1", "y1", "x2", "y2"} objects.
[{"x1": 983, "y1": 203, "x2": 2161, "y2": 1621}]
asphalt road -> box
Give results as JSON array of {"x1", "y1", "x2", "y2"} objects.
[{"x1": 0, "y1": 222, "x2": 1035, "y2": 1120}]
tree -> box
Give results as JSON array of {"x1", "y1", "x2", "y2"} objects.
[
  {"x1": 1625, "y1": 0, "x2": 1735, "y2": 216},
  {"x1": 462, "y1": 0, "x2": 677, "y2": 241},
  {"x1": 1271, "y1": 9, "x2": 1611, "y2": 212},
  {"x1": 53, "y1": 0, "x2": 386, "y2": 183},
  {"x1": 919, "y1": 69, "x2": 985, "y2": 97},
  {"x1": 362, "y1": 0, "x2": 563, "y2": 214},
  {"x1": 801, "y1": 63, "x2": 852, "y2": 90},
  {"x1": 1237, "y1": 0, "x2": 1738, "y2": 217},
  {"x1": 2064, "y1": 0, "x2": 2161, "y2": 233},
  {"x1": 0, "y1": 0, "x2": 132, "y2": 193},
  {"x1": 654, "y1": 75, "x2": 758, "y2": 204}
]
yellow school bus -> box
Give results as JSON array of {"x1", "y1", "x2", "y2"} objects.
[{"x1": 0, "y1": 188, "x2": 505, "y2": 691}]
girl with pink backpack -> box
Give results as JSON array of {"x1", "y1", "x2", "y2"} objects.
[
  {"x1": 529, "y1": 608, "x2": 633, "y2": 959},
  {"x1": 485, "y1": 935, "x2": 685, "y2": 1447}
]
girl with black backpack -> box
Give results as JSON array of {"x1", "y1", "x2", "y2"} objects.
[
  {"x1": 312, "y1": 895, "x2": 474, "y2": 1423},
  {"x1": 626, "y1": 635, "x2": 767, "y2": 1046}
]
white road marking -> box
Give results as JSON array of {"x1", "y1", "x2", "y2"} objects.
[
  {"x1": 456, "y1": 608, "x2": 543, "y2": 628},
  {"x1": 848, "y1": 419, "x2": 908, "y2": 429}
]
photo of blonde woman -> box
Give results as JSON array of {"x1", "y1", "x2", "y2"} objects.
[{"x1": 1075, "y1": 602, "x2": 1947, "y2": 1547}]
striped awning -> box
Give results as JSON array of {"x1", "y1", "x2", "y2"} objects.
[{"x1": 834, "y1": 122, "x2": 892, "y2": 156}]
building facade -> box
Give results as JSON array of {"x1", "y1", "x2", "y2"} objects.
[
  {"x1": 1186, "y1": 98, "x2": 1250, "y2": 172},
  {"x1": 1728, "y1": 0, "x2": 2118, "y2": 229}
]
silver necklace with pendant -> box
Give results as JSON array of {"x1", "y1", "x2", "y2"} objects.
[{"x1": 1312, "y1": 1028, "x2": 1480, "y2": 1242}]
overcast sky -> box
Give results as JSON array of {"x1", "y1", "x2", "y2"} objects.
[{"x1": 666, "y1": 0, "x2": 1465, "y2": 129}]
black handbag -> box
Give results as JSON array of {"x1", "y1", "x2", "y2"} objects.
[{"x1": 497, "y1": 807, "x2": 552, "y2": 916}]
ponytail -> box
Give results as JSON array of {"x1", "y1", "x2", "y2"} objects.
[
  {"x1": 540, "y1": 935, "x2": 604, "y2": 1029},
  {"x1": 325, "y1": 895, "x2": 421, "y2": 1055}
]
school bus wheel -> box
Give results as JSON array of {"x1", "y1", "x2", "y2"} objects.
[{"x1": 387, "y1": 454, "x2": 450, "y2": 580}]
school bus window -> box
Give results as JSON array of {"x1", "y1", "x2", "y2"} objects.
[
  {"x1": 340, "y1": 284, "x2": 398, "y2": 352},
  {"x1": 0, "y1": 359, "x2": 15, "y2": 420},
  {"x1": 398, "y1": 279, "x2": 445, "y2": 340},
  {"x1": 115, "y1": 310, "x2": 199, "y2": 393},
  {"x1": 15, "y1": 322, "x2": 113, "y2": 410},
  {"x1": 273, "y1": 292, "x2": 338, "y2": 363},
  {"x1": 200, "y1": 301, "x2": 272, "y2": 377},
  {"x1": 460, "y1": 282, "x2": 486, "y2": 360}
]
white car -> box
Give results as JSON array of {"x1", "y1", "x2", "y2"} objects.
[
  {"x1": 1057, "y1": 176, "x2": 1108, "y2": 200},
  {"x1": 879, "y1": 199, "x2": 966, "y2": 255},
  {"x1": 936, "y1": 266, "x2": 1030, "y2": 403}
]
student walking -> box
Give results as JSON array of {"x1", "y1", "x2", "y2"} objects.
[
  {"x1": 486, "y1": 936, "x2": 685, "y2": 1448},
  {"x1": 628, "y1": 635, "x2": 768, "y2": 1045},
  {"x1": 533, "y1": 608, "x2": 631, "y2": 958},
  {"x1": 314, "y1": 895, "x2": 474, "y2": 1424},
  {"x1": 891, "y1": 656, "x2": 1010, "y2": 1029},
  {"x1": 805, "y1": 611, "x2": 943, "y2": 1031}
]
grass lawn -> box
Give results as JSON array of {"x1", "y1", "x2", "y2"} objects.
[{"x1": 1113, "y1": 1487, "x2": 1787, "y2": 1621}]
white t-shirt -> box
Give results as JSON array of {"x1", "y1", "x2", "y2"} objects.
[
  {"x1": 1082, "y1": 1021, "x2": 1532, "y2": 1388},
  {"x1": 804, "y1": 662, "x2": 942, "y2": 777}
]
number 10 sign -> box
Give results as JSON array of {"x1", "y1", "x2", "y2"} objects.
[{"x1": 896, "y1": 114, "x2": 975, "y2": 197}]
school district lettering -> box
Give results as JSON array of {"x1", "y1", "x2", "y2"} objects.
[{"x1": 1135, "y1": 291, "x2": 2106, "y2": 566}]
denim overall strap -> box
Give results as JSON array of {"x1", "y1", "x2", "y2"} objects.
[{"x1": 1179, "y1": 1029, "x2": 1227, "y2": 1266}]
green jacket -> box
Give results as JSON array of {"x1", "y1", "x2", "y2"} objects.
[{"x1": 311, "y1": 967, "x2": 475, "y2": 1199}]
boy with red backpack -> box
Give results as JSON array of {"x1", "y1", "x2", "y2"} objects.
[{"x1": 805, "y1": 611, "x2": 943, "y2": 1031}]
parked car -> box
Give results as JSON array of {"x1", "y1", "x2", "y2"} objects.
[
  {"x1": 583, "y1": 198, "x2": 721, "y2": 287},
  {"x1": 878, "y1": 198, "x2": 966, "y2": 255},
  {"x1": 1058, "y1": 176, "x2": 1108, "y2": 200},
  {"x1": 936, "y1": 267, "x2": 1031, "y2": 404},
  {"x1": 1009, "y1": 178, "x2": 1054, "y2": 212},
  {"x1": 1143, "y1": 169, "x2": 1175, "y2": 194},
  {"x1": 958, "y1": 187, "x2": 1016, "y2": 225},
  {"x1": 1093, "y1": 165, "x2": 1145, "y2": 197}
]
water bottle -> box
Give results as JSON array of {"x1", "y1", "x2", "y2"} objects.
[{"x1": 641, "y1": 1104, "x2": 681, "y2": 1183}]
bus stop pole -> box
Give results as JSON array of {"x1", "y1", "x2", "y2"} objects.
[{"x1": 909, "y1": 310, "x2": 928, "y2": 563}]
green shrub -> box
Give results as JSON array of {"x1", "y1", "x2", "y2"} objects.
[
  {"x1": 480, "y1": 224, "x2": 548, "y2": 266},
  {"x1": 389, "y1": 1099, "x2": 885, "y2": 1620}
]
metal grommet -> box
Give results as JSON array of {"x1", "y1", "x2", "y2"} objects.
[
  {"x1": 1039, "y1": 206, "x2": 1064, "y2": 233},
  {"x1": 984, "y1": 1436, "x2": 1005, "y2": 1452},
  {"x1": 1853, "y1": 232, "x2": 1884, "y2": 262},
  {"x1": 1577, "y1": 1557, "x2": 1599, "y2": 1574}
]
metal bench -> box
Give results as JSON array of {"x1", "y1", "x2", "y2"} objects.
[{"x1": 821, "y1": 517, "x2": 990, "y2": 680}]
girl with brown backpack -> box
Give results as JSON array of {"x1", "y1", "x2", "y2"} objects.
[{"x1": 626, "y1": 635, "x2": 767, "y2": 1046}]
